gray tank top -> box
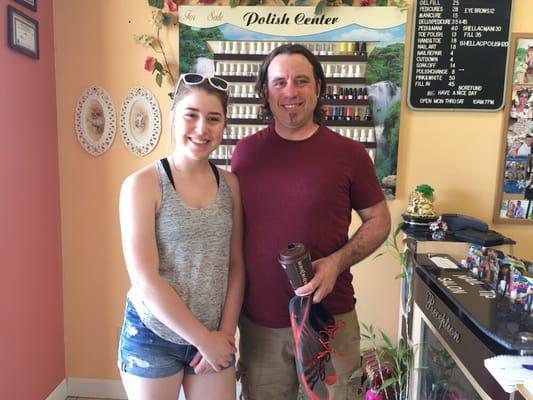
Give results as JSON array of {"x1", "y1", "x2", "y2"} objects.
[{"x1": 128, "y1": 161, "x2": 233, "y2": 344}]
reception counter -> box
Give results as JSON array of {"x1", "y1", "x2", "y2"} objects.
[{"x1": 410, "y1": 254, "x2": 532, "y2": 400}]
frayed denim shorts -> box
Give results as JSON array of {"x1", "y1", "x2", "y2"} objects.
[{"x1": 117, "y1": 300, "x2": 199, "y2": 378}]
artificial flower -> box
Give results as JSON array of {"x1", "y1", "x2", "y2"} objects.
[
  {"x1": 360, "y1": 0, "x2": 372, "y2": 5},
  {"x1": 165, "y1": 0, "x2": 178, "y2": 11},
  {"x1": 144, "y1": 56, "x2": 155, "y2": 72},
  {"x1": 365, "y1": 389, "x2": 385, "y2": 400}
]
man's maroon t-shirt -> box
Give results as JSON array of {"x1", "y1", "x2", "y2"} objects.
[{"x1": 231, "y1": 124, "x2": 385, "y2": 328}]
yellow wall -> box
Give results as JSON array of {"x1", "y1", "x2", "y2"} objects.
[{"x1": 54, "y1": 0, "x2": 533, "y2": 379}]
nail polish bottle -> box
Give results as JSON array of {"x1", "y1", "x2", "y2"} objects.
[
  {"x1": 354, "y1": 107, "x2": 361, "y2": 121},
  {"x1": 357, "y1": 88, "x2": 363, "y2": 100},
  {"x1": 368, "y1": 149, "x2": 376, "y2": 162},
  {"x1": 360, "y1": 128, "x2": 367, "y2": 142},
  {"x1": 354, "y1": 41, "x2": 360, "y2": 56},
  {"x1": 345, "y1": 106, "x2": 353, "y2": 121},
  {"x1": 363, "y1": 87, "x2": 369, "y2": 100},
  {"x1": 367, "y1": 128, "x2": 376, "y2": 142},
  {"x1": 364, "y1": 106, "x2": 373, "y2": 121},
  {"x1": 360, "y1": 42, "x2": 367, "y2": 57},
  {"x1": 353, "y1": 128, "x2": 360, "y2": 141}
]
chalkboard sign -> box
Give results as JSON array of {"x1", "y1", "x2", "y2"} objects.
[{"x1": 408, "y1": 0, "x2": 513, "y2": 111}]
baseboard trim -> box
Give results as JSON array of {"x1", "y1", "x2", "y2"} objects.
[
  {"x1": 67, "y1": 378, "x2": 127, "y2": 399},
  {"x1": 45, "y1": 379, "x2": 67, "y2": 400}
]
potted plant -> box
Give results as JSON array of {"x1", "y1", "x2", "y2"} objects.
[{"x1": 361, "y1": 322, "x2": 414, "y2": 400}]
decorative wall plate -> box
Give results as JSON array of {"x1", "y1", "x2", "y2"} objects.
[
  {"x1": 120, "y1": 87, "x2": 161, "y2": 157},
  {"x1": 74, "y1": 86, "x2": 116, "y2": 156}
]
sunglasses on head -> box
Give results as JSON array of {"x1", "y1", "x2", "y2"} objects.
[{"x1": 178, "y1": 73, "x2": 229, "y2": 92}]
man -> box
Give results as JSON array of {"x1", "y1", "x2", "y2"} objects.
[
  {"x1": 517, "y1": 134, "x2": 533, "y2": 157},
  {"x1": 231, "y1": 44, "x2": 391, "y2": 399},
  {"x1": 514, "y1": 200, "x2": 526, "y2": 218}
]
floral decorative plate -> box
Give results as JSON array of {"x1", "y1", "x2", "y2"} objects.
[
  {"x1": 120, "y1": 87, "x2": 161, "y2": 157},
  {"x1": 74, "y1": 86, "x2": 117, "y2": 156}
]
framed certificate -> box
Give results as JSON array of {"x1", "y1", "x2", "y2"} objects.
[{"x1": 7, "y1": 6, "x2": 39, "y2": 59}]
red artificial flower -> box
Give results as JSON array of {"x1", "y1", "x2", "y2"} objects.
[
  {"x1": 198, "y1": 0, "x2": 217, "y2": 4},
  {"x1": 365, "y1": 389, "x2": 385, "y2": 400},
  {"x1": 360, "y1": 0, "x2": 372, "y2": 5},
  {"x1": 165, "y1": 0, "x2": 178, "y2": 12},
  {"x1": 144, "y1": 56, "x2": 155, "y2": 72}
]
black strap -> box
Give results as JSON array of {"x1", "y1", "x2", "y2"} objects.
[
  {"x1": 209, "y1": 161, "x2": 220, "y2": 188},
  {"x1": 160, "y1": 158, "x2": 219, "y2": 189},
  {"x1": 160, "y1": 158, "x2": 175, "y2": 189}
]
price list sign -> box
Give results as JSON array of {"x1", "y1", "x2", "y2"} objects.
[{"x1": 408, "y1": 0, "x2": 513, "y2": 110}]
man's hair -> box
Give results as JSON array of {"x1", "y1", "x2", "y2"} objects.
[{"x1": 255, "y1": 43, "x2": 326, "y2": 124}]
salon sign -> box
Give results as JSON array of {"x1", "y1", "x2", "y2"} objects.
[{"x1": 178, "y1": 5, "x2": 406, "y2": 36}]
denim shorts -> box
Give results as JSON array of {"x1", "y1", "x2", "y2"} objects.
[{"x1": 117, "y1": 300, "x2": 200, "y2": 378}]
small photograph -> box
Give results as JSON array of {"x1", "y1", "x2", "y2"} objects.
[
  {"x1": 510, "y1": 86, "x2": 533, "y2": 119},
  {"x1": 528, "y1": 202, "x2": 533, "y2": 219},
  {"x1": 507, "y1": 132, "x2": 533, "y2": 157},
  {"x1": 504, "y1": 158, "x2": 528, "y2": 194},
  {"x1": 501, "y1": 200, "x2": 529, "y2": 219},
  {"x1": 513, "y1": 38, "x2": 533, "y2": 84}
]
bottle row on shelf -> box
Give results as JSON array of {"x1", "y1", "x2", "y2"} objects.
[
  {"x1": 214, "y1": 61, "x2": 366, "y2": 79},
  {"x1": 214, "y1": 40, "x2": 369, "y2": 57},
  {"x1": 225, "y1": 105, "x2": 372, "y2": 122},
  {"x1": 211, "y1": 140, "x2": 376, "y2": 163},
  {"x1": 222, "y1": 125, "x2": 376, "y2": 143},
  {"x1": 227, "y1": 84, "x2": 370, "y2": 101},
  {"x1": 326, "y1": 85, "x2": 368, "y2": 100},
  {"x1": 324, "y1": 106, "x2": 372, "y2": 121}
]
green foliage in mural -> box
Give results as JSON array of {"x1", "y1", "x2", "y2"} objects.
[
  {"x1": 365, "y1": 43, "x2": 404, "y2": 87},
  {"x1": 179, "y1": 25, "x2": 224, "y2": 73},
  {"x1": 375, "y1": 99, "x2": 400, "y2": 182}
]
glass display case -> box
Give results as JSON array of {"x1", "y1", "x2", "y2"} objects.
[{"x1": 409, "y1": 254, "x2": 532, "y2": 400}]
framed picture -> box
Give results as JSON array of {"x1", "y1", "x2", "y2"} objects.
[
  {"x1": 14, "y1": 0, "x2": 37, "y2": 12},
  {"x1": 7, "y1": 6, "x2": 39, "y2": 59},
  {"x1": 494, "y1": 33, "x2": 533, "y2": 224}
]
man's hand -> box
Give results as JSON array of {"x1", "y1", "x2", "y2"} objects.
[{"x1": 294, "y1": 256, "x2": 340, "y2": 303}]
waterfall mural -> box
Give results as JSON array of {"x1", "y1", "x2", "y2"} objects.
[{"x1": 179, "y1": 6, "x2": 407, "y2": 198}]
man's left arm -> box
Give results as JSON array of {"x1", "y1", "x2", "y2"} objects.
[{"x1": 295, "y1": 199, "x2": 391, "y2": 303}]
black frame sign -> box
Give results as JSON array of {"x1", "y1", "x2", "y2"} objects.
[{"x1": 408, "y1": 0, "x2": 513, "y2": 111}]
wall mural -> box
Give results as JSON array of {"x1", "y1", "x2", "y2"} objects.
[{"x1": 178, "y1": 6, "x2": 407, "y2": 199}]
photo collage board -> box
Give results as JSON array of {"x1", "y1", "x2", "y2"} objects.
[
  {"x1": 177, "y1": 6, "x2": 407, "y2": 199},
  {"x1": 498, "y1": 35, "x2": 533, "y2": 222}
]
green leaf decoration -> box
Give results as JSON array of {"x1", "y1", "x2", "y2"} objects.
[
  {"x1": 148, "y1": 0, "x2": 164, "y2": 9},
  {"x1": 154, "y1": 59, "x2": 164, "y2": 73},
  {"x1": 156, "y1": 73, "x2": 163, "y2": 87},
  {"x1": 162, "y1": 13, "x2": 173, "y2": 26},
  {"x1": 295, "y1": 0, "x2": 310, "y2": 5},
  {"x1": 281, "y1": 0, "x2": 290, "y2": 5},
  {"x1": 230, "y1": 0, "x2": 240, "y2": 6},
  {"x1": 314, "y1": 0, "x2": 327, "y2": 15},
  {"x1": 415, "y1": 184, "x2": 434, "y2": 199},
  {"x1": 341, "y1": 0, "x2": 353, "y2": 5},
  {"x1": 376, "y1": 0, "x2": 388, "y2": 5}
]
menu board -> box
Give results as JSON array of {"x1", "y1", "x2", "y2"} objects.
[{"x1": 408, "y1": 0, "x2": 513, "y2": 111}]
